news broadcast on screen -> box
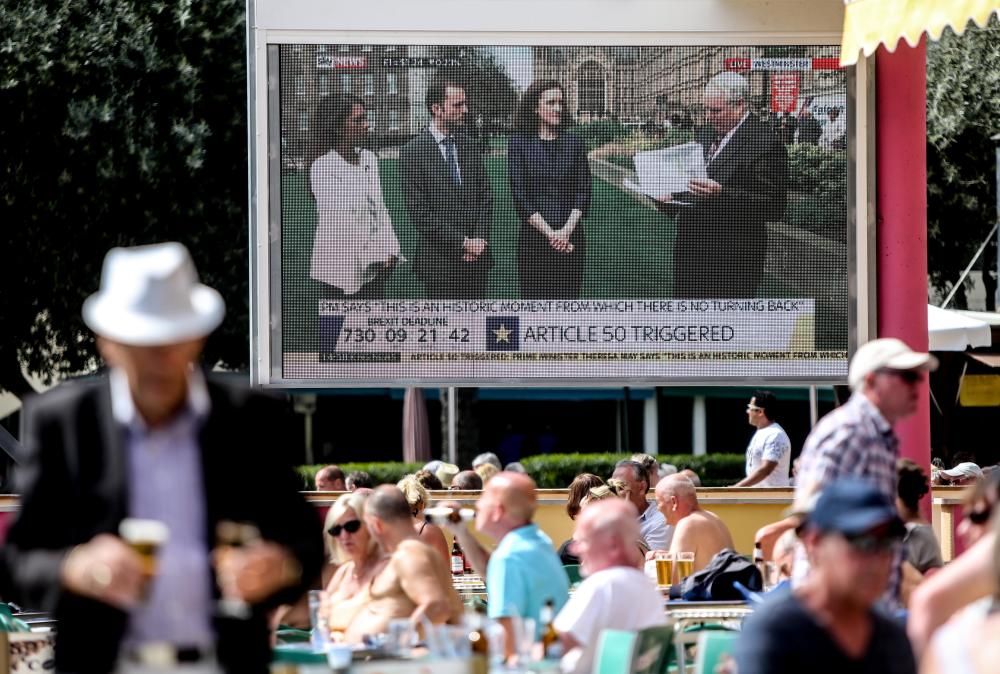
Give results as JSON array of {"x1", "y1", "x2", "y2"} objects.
[{"x1": 253, "y1": 30, "x2": 857, "y2": 385}]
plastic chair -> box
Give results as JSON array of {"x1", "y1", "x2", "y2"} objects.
[
  {"x1": 673, "y1": 623, "x2": 739, "y2": 673},
  {"x1": 563, "y1": 564, "x2": 583, "y2": 584},
  {"x1": 693, "y1": 630, "x2": 740, "y2": 674},
  {"x1": 593, "y1": 624, "x2": 674, "y2": 674}
]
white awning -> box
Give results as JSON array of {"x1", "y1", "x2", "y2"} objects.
[{"x1": 928, "y1": 304, "x2": 993, "y2": 351}]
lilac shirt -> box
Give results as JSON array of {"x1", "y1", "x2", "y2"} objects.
[{"x1": 111, "y1": 368, "x2": 216, "y2": 650}]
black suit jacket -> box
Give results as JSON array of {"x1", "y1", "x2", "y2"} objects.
[
  {"x1": 4, "y1": 376, "x2": 323, "y2": 674},
  {"x1": 399, "y1": 129, "x2": 493, "y2": 291},
  {"x1": 672, "y1": 115, "x2": 788, "y2": 298}
]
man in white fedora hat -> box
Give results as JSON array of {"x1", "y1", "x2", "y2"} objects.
[
  {"x1": 4, "y1": 243, "x2": 322, "y2": 674},
  {"x1": 754, "y1": 337, "x2": 938, "y2": 611}
]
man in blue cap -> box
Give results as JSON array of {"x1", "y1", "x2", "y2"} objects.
[{"x1": 734, "y1": 479, "x2": 916, "y2": 674}]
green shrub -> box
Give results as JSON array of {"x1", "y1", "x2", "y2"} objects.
[
  {"x1": 298, "y1": 453, "x2": 746, "y2": 490},
  {"x1": 568, "y1": 120, "x2": 630, "y2": 149},
  {"x1": 786, "y1": 144, "x2": 847, "y2": 228}
]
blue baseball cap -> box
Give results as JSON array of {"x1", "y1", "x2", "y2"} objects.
[{"x1": 804, "y1": 479, "x2": 905, "y2": 538}]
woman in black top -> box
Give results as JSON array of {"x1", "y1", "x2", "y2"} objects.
[{"x1": 508, "y1": 80, "x2": 592, "y2": 299}]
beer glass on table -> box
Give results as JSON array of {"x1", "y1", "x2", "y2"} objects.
[
  {"x1": 654, "y1": 551, "x2": 674, "y2": 590},
  {"x1": 677, "y1": 552, "x2": 695, "y2": 582}
]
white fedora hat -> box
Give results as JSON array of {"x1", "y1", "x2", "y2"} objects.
[{"x1": 82, "y1": 242, "x2": 225, "y2": 346}]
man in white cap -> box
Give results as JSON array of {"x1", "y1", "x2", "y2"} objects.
[
  {"x1": 755, "y1": 337, "x2": 937, "y2": 610},
  {"x1": 5, "y1": 243, "x2": 322, "y2": 674},
  {"x1": 934, "y1": 461, "x2": 983, "y2": 486}
]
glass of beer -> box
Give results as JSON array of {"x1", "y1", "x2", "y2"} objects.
[
  {"x1": 677, "y1": 552, "x2": 695, "y2": 581},
  {"x1": 654, "y1": 551, "x2": 674, "y2": 590},
  {"x1": 119, "y1": 518, "x2": 169, "y2": 578}
]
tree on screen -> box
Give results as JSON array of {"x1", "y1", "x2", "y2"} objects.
[
  {"x1": 0, "y1": 0, "x2": 250, "y2": 397},
  {"x1": 927, "y1": 16, "x2": 1000, "y2": 310}
]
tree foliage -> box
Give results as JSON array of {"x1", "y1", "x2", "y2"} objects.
[
  {"x1": 0, "y1": 0, "x2": 250, "y2": 396},
  {"x1": 926, "y1": 16, "x2": 1000, "y2": 308}
]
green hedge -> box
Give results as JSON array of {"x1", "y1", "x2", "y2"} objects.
[
  {"x1": 298, "y1": 453, "x2": 745, "y2": 490},
  {"x1": 785, "y1": 144, "x2": 847, "y2": 231}
]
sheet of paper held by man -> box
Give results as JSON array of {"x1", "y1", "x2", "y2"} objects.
[{"x1": 624, "y1": 142, "x2": 707, "y2": 204}]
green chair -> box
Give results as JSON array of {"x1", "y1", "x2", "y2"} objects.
[
  {"x1": 563, "y1": 564, "x2": 583, "y2": 584},
  {"x1": 594, "y1": 624, "x2": 674, "y2": 674},
  {"x1": 673, "y1": 624, "x2": 739, "y2": 673},
  {"x1": 693, "y1": 630, "x2": 740, "y2": 674}
]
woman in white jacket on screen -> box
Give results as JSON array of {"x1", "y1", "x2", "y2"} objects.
[{"x1": 310, "y1": 94, "x2": 401, "y2": 298}]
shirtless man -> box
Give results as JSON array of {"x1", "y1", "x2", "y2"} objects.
[
  {"x1": 653, "y1": 475, "x2": 735, "y2": 576},
  {"x1": 345, "y1": 486, "x2": 462, "y2": 642}
]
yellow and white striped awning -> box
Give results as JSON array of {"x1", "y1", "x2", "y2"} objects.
[{"x1": 841, "y1": 0, "x2": 1000, "y2": 65}]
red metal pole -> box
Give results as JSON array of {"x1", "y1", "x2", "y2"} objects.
[{"x1": 875, "y1": 37, "x2": 931, "y2": 488}]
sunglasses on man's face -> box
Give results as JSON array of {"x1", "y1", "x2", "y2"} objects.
[
  {"x1": 880, "y1": 369, "x2": 923, "y2": 384},
  {"x1": 842, "y1": 531, "x2": 900, "y2": 554},
  {"x1": 328, "y1": 519, "x2": 362, "y2": 537},
  {"x1": 966, "y1": 507, "x2": 993, "y2": 525}
]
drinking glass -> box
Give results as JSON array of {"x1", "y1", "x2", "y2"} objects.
[
  {"x1": 677, "y1": 552, "x2": 695, "y2": 581},
  {"x1": 514, "y1": 617, "x2": 536, "y2": 666},
  {"x1": 385, "y1": 618, "x2": 416, "y2": 657},
  {"x1": 308, "y1": 590, "x2": 328, "y2": 653},
  {"x1": 654, "y1": 551, "x2": 675, "y2": 590},
  {"x1": 118, "y1": 518, "x2": 168, "y2": 599}
]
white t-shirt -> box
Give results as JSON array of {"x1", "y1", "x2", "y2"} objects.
[
  {"x1": 553, "y1": 566, "x2": 666, "y2": 674},
  {"x1": 745, "y1": 423, "x2": 791, "y2": 487}
]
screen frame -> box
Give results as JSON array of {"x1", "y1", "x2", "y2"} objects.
[{"x1": 248, "y1": 23, "x2": 875, "y2": 388}]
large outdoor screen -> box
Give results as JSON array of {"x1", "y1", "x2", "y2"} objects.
[{"x1": 271, "y1": 43, "x2": 851, "y2": 384}]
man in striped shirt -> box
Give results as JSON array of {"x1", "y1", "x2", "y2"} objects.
[{"x1": 756, "y1": 338, "x2": 937, "y2": 609}]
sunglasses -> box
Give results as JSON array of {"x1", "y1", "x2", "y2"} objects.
[
  {"x1": 842, "y1": 531, "x2": 900, "y2": 554},
  {"x1": 879, "y1": 369, "x2": 923, "y2": 384},
  {"x1": 327, "y1": 520, "x2": 362, "y2": 537},
  {"x1": 966, "y1": 508, "x2": 992, "y2": 525}
]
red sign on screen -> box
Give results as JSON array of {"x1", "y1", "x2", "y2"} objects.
[
  {"x1": 724, "y1": 57, "x2": 751, "y2": 71},
  {"x1": 770, "y1": 72, "x2": 800, "y2": 113}
]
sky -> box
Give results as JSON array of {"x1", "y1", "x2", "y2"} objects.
[{"x1": 487, "y1": 46, "x2": 533, "y2": 91}]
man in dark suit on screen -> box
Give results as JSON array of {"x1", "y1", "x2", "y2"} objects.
[
  {"x1": 400, "y1": 75, "x2": 493, "y2": 298},
  {"x1": 4, "y1": 242, "x2": 322, "y2": 674},
  {"x1": 657, "y1": 72, "x2": 788, "y2": 298}
]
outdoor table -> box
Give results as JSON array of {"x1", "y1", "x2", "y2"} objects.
[
  {"x1": 663, "y1": 600, "x2": 752, "y2": 672},
  {"x1": 271, "y1": 644, "x2": 560, "y2": 674},
  {"x1": 452, "y1": 574, "x2": 487, "y2": 603}
]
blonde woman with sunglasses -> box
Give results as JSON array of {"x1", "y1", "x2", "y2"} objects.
[{"x1": 319, "y1": 491, "x2": 389, "y2": 641}]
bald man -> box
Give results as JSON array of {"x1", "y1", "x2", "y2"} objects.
[
  {"x1": 654, "y1": 476, "x2": 734, "y2": 576},
  {"x1": 347, "y1": 486, "x2": 462, "y2": 642},
  {"x1": 450, "y1": 472, "x2": 569, "y2": 660},
  {"x1": 554, "y1": 500, "x2": 666, "y2": 674}
]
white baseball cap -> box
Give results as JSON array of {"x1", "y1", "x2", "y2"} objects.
[
  {"x1": 939, "y1": 462, "x2": 983, "y2": 480},
  {"x1": 848, "y1": 338, "x2": 938, "y2": 390},
  {"x1": 83, "y1": 242, "x2": 225, "y2": 346}
]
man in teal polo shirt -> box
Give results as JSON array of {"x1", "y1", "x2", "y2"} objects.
[{"x1": 475, "y1": 472, "x2": 569, "y2": 660}]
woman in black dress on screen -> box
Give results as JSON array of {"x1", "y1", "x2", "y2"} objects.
[{"x1": 508, "y1": 80, "x2": 592, "y2": 299}]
